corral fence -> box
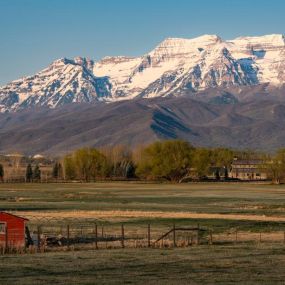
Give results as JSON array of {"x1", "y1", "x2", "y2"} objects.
[{"x1": 2, "y1": 220, "x2": 285, "y2": 255}]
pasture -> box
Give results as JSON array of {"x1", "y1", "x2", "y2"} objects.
[
  {"x1": 1, "y1": 244, "x2": 285, "y2": 285},
  {"x1": 2, "y1": 182, "x2": 285, "y2": 229},
  {"x1": 1, "y1": 182, "x2": 285, "y2": 284}
]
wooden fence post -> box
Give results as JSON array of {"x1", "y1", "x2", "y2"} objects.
[
  {"x1": 235, "y1": 229, "x2": 238, "y2": 243},
  {"x1": 259, "y1": 232, "x2": 262, "y2": 243},
  {"x1": 67, "y1": 225, "x2": 70, "y2": 250},
  {"x1": 95, "y1": 224, "x2": 98, "y2": 250},
  {"x1": 173, "y1": 224, "x2": 176, "y2": 247},
  {"x1": 197, "y1": 224, "x2": 200, "y2": 245},
  {"x1": 147, "y1": 224, "x2": 151, "y2": 248},
  {"x1": 5, "y1": 225, "x2": 8, "y2": 253},
  {"x1": 37, "y1": 226, "x2": 41, "y2": 251},
  {"x1": 101, "y1": 226, "x2": 104, "y2": 238},
  {"x1": 209, "y1": 230, "x2": 213, "y2": 245},
  {"x1": 121, "y1": 224, "x2": 125, "y2": 248}
]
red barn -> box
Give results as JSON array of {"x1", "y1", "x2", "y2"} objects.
[{"x1": 0, "y1": 212, "x2": 29, "y2": 249}]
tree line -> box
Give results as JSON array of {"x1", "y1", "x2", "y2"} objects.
[
  {"x1": 53, "y1": 140, "x2": 285, "y2": 183},
  {"x1": 1, "y1": 140, "x2": 285, "y2": 183},
  {"x1": 0, "y1": 162, "x2": 42, "y2": 183}
]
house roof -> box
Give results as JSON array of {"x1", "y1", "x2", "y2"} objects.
[
  {"x1": 232, "y1": 159, "x2": 264, "y2": 165},
  {"x1": 231, "y1": 168, "x2": 265, "y2": 173},
  {"x1": 0, "y1": 211, "x2": 29, "y2": 221}
]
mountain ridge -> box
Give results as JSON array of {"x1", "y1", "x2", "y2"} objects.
[
  {"x1": 0, "y1": 33, "x2": 284, "y2": 112},
  {"x1": 0, "y1": 87, "x2": 285, "y2": 155}
]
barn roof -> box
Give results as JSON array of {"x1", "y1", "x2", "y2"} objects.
[{"x1": 0, "y1": 211, "x2": 29, "y2": 221}]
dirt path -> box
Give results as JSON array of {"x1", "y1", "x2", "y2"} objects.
[{"x1": 14, "y1": 210, "x2": 285, "y2": 222}]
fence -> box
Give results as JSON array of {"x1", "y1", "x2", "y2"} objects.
[{"x1": 2, "y1": 221, "x2": 285, "y2": 255}]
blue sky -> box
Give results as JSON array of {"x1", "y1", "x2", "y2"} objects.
[{"x1": 0, "y1": 0, "x2": 284, "y2": 85}]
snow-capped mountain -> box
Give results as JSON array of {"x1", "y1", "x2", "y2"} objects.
[
  {"x1": 0, "y1": 57, "x2": 112, "y2": 112},
  {"x1": 0, "y1": 34, "x2": 284, "y2": 112}
]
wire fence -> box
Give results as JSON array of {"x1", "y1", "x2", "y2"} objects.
[{"x1": 2, "y1": 221, "x2": 285, "y2": 255}]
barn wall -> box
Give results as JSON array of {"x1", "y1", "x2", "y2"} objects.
[{"x1": 0, "y1": 213, "x2": 26, "y2": 248}]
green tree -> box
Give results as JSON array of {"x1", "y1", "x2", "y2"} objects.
[
  {"x1": 215, "y1": 169, "x2": 220, "y2": 180},
  {"x1": 73, "y1": 148, "x2": 107, "y2": 181},
  {"x1": 192, "y1": 148, "x2": 212, "y2": 178},
  {"x1": 33, "y1": 164, "x2": 41, "y2": 181},
  {"x1": 224, "y1": 167, "x2": 229, "y2": 180},
  {"x1": 63, "y1": 148, "x2": 108, "y2": 181},
  {"x1": 0, "y1": 164, "x2": 4, "y2": 182},
  {"x1": 52, "y1": 163, "x2": 59, "y2": 179},
  {"x1": 63, "y1": 155, "x2": 76, "y2": 180},
  {"x1": 211, "y1": 148, "x2": 234, "y2": 168},
  {"x1": 266, "y1": 149, "x2": 285, "y2": 184},
  {"x1": 100, "y1": 145, "x2": 133, "y2": 178},
  {"x1": 26, "y1": 164, "x2": 33, "y2": 182},
  {"x1": 52, "y1": 162, "x2": 63, "y2": 179},
  {"x1": 235, "y1": 149, "x2": 259, "y2": 160},
  {"x1": 125, "y1": 161, "x2": 136, "y2": 178},
  {"x1": 209, "y1": 148, "x2": 235, "y2": 180},
  {"x1": 136, "y1": 140, "x2": 194, "y2": 182}
]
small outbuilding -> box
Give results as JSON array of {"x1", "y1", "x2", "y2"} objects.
[{"x1": 0, "y1": 212, "x2": 29, "y2": 249}]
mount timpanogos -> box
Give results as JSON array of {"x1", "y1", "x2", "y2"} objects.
[{"x1": 0, "y1": 34, "x2": 284, "y2": 112}]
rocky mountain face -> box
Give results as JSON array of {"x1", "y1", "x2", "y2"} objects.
[
  {"x1": 0, "y1": 57, "x2": 112, "y2": 112},
  {"x1": 0, "y1": 34, "x2": 284, "y2": 112}
]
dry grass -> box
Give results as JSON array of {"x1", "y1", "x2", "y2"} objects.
[{"x1": 16, "y1": 209, "x2": 285, "y2": 223}]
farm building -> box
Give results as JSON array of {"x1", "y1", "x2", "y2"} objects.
[
  {"x1": 0, "y1": 212, "x2": 29, "y2": 249},
  {"x1": 208, "y1": 166, "x2": 227, "y2": 179},
  {"x1": 229, "y1": 159, "x2": 268, "y2": 180}
]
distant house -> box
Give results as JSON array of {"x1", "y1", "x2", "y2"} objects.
[
  {"x1": 0, "y1": 212, "x2": 29, "y2": 249},
  {"x1": 230, "y1": 159, "x2": 268, "y2": 180},
  {"x1": 208, "y1": 166, "x2": 227, "y2": 179}
]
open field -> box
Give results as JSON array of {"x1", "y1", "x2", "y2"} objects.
[
  {"x1": 2, "y1": 182, "x2": 285, "y2": 230},
  {"x1": 2, "y1": 182, "x2": 285, "y2": 215},
  {"x1": 1, "y1": 244, "x2": 285, "y2": 285},
  {"x1": 2, "y1": 182, "x2": 285, "y2": 284}
]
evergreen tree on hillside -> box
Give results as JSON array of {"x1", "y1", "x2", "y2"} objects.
[
  {"x1": 0, "y1": 164, "x2": 4, "y2": 182},
  {"x1": 26, "y1": 164, "x2": 33, "y2": 182}
]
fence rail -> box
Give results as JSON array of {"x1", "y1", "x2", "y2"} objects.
[{"x1": 2, "y1": 222, "x2": 285, "y2": 255}]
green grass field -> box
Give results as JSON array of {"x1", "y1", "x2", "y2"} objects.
[
  {"x1": 1, "y1": 182, "x2": 285, "y2": 284},
  {"x1": 1, "y1": 245, "x2": 285, "y2": 284},
  {"x1": 2, "y1": 182, "x2": 285, "y2": 230},
  {"x1": 1, "y1": 182, "x2": 285, "y2": 214}
]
